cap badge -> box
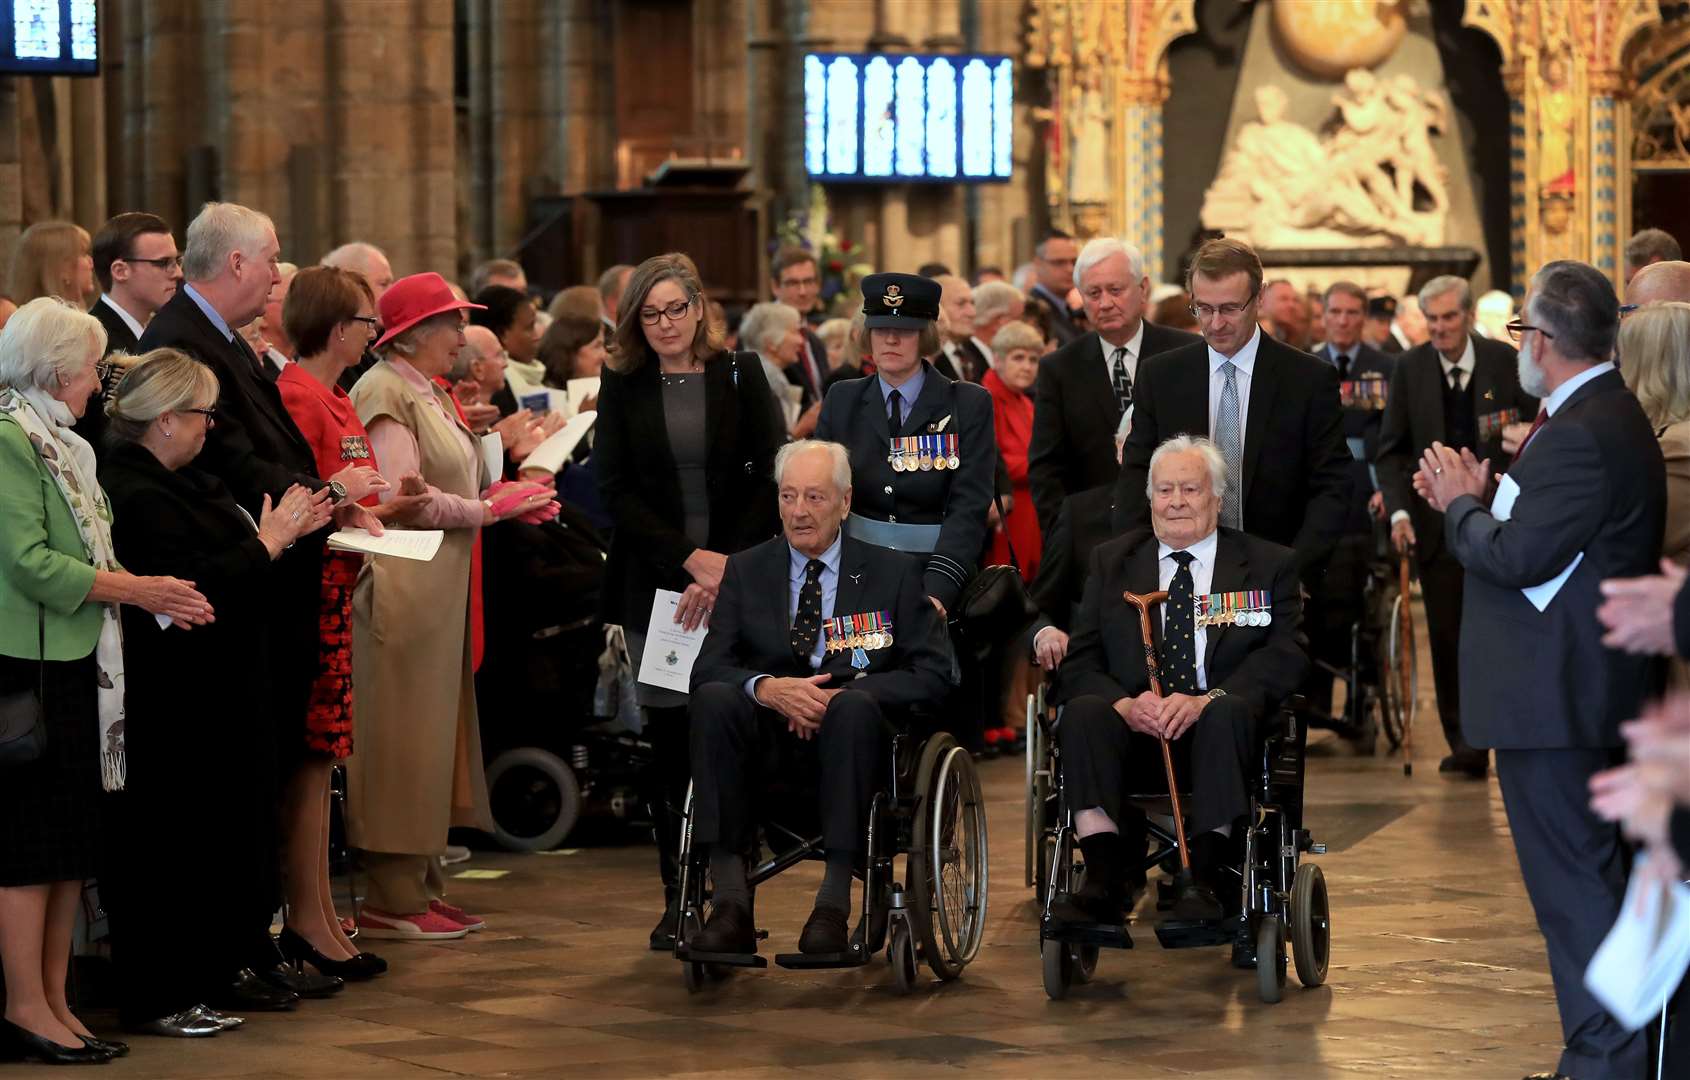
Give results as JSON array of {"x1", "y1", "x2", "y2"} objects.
[{"x1": 883, "y1": 284, "x2": 905, "y2": 311}]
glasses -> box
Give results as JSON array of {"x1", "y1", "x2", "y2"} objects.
[
  {"x1": 1619, "y1": 303, "x2": 1639, "y2": 318},
  {"x1": 1506, "y1": 320, "x2": 1555, "y2": 342},
  {"x1": 1190, "y1": 290, "x2": 1259, "y2": 322},
  {"x1": 123, "y1": 255, "x2": 182, "y2": 271},
  {"x1": 778, "y1": 275, "x2": 819, "y2": 289},
  {"x1": 350, "y1": 315, "x2": 380, "y2": 334},
  {"x1": 639, "y1": 297, "x2": 695, "y2": 325},
  {"x1": 183, "y1": 407, "x2": 218, "y2": 427}
]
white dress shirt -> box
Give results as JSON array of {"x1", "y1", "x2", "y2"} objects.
[
  {"x1": 99, "y1": 293, "x2": 145, "y2": 341},
  {"x1": 1439, "y1": 336, "x2": 1476, "y2": 391},
  {"x1": 1158, "y1": 530, "x2": 1218, "y2": 692},
  {"x1": 1097, "y1": 319, "x2": 1147, "y2": 389},
  {"x1": 1207, "y1": 326, "x2": 1261, "y2": 442},
  {"x1": 1543, "y1": 360, "x2": 1616, "y2": 417}
]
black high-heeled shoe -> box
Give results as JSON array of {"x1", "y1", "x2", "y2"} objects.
[
  {"x1": 79, "y1": 1036, "x2": 128, "y2": 1058},
  {"x1": 278, "y1": 926, "x2": 388, "y2": 980},
  {"x1": 0, "y1": 1019, "x2": 112, "y2": 1064}
]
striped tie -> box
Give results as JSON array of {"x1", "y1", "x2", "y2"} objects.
[{"x1": 1215, "y1": 361, "x2": 1243, "y2": 529}]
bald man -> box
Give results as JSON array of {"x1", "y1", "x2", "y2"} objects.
[
  {"x1": 934, "y1": 274, "x2": 988, "y2": 382},
  {"x1": 1625, "y1": 259, "x2": 1690, "y2": 307},
  {"x1": 461, "y1": 324, "x2": 514, "y2": 425}
]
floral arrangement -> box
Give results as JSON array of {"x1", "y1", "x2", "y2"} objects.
[{"x1": 773, "y1": 184, "x2": 875, "y2": 318}]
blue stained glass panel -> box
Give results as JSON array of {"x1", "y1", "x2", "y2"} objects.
[
  {"x1": 804, "y1": 55, "x2": 827, "y2": 177},
  {"x1": 993, "y1": 59, "x2": 1013, "y2": 178},
  {"x1": 894, "y1": 57, "x2": 926, "y2": 177},
  {"x1": 862, "y1": 57, "x2": 894, "y2": 178},
  {"x1": 925, "y1": 58, "x2": 957, "y2": 178},
  {"x1": 960, "y1": 59, "x2": 992, "y2": 177},
  {"x1": 825, "y1": 56, "x2": 859, "y2": 175},
  {"x1": 70, "y1": 0, "x2": 95, "y2": 61}
]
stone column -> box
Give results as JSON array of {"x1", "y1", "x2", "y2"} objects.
[
  {"x1": 1587, "y1": 72, "x2": 1627, "y2": 285},
  {"x1": 1119, "y1": 77, "x2": 1166, "y2": 280}
]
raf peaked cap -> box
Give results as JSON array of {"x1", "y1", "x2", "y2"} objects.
[
  {"x1": 861, "y1": 272, "x2": 940, "y2": 329},
  {"x1": 1366, "y1": 295, "x2": 1398, "y2": 319}
]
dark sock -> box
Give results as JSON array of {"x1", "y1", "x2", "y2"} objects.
[
  {"x1": 1076, "y1": 831, "x2": 1125, "y2": 897},
  {"x1": 815, "y1": 850, "x2": 854, "y2": 913},
  {"x1": 1188, "y1": 830, "x2": 1229, "y2": 887},
  {"x1": 709, "y1": 847, "x2": 749, "y2": 908}
]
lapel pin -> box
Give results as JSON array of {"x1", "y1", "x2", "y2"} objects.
[{"x1": 850, "y1": 573, "x2": 862, "y2": 584}]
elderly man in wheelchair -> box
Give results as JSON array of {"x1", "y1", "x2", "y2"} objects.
[
  {"x1": 677, "y1": 440, "x2": 983, "y2": 989},
  {"x1": 1039, "y1": 434, "x2": 1328, "y2": 1000}
]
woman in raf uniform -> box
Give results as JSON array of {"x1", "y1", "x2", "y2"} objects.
[{"x1": 813, "y1": 273, "x2": 996, "y2": 746}]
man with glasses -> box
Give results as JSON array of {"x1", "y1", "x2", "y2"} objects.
[
  {"x1": 80, "y1": 213, "x2": 183, "y2": 446},
  {"x1": 770, "y1": 246, "x2": 829, "y2": 413},
  {"x1": 1111, "y1": 238, "x2": 1350, "y2": 582},
  {"x1": 1027, "y1": 231, "x2": 1083, "y2": 347},
  {"x1": 1374, "y1": 275, "x2": 1536, "y2": 778}
]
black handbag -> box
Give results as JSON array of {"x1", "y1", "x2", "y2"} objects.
[
  {"x1": 0, "y1": 603, "x2": 47, "y2": 766},
  {"x1": 953, "y1": 491, "x2": 1037, "y2": 644}
]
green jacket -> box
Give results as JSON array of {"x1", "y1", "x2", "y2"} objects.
[{"x1": 0, "y1": 414, "x2": 102, "y2": 660}]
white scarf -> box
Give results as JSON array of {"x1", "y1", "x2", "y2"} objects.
[{"x1": 0, "y1": 385, "x2": 126, "y2": 790}]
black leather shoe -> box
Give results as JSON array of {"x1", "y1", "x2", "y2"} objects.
[
  {"x1": 798, "y1": 904, "x2": 851, "y2": 954},
  {"x1": 0, "y1": 1019, "x2": 113, "y2": 1063},
  {"x1": 213, "y1": 968, "x2": 298, "y2": 1012},
  {"x1": 255, "y1": 963, "x2": 343, "y2": 998},
  {"x1": 688, "y1": 900, "x2": 756, "y2": 954},
  {"x1": 278, "y1": 928, "x2": 387, "y2": 981},
  {"x1": 649, "y1": 888, "x2": 680, "y2": 951},
  {"x1": 1439, "y1": 746, "x2": 1489, "y2": 778},
  {"x1": 80, "y1": 1036, "x2": 128, "y2": 1057},
  {"x1": 1048, "y1": 878, "x2": 1125, "y2": 926},
  {"x1": 1169, "y1": 881, "x2": 1224, "y2": 923}
]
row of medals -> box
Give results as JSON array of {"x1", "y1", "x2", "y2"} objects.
[
  {"x1": 889, "y1": 436, "x2": 960, "y2": 473},
  {"x1": 1197, "y1": 608, "x2": 1272, "y2": 629},
  {"x1": 827, "y1": 629, "x2": 895, "y2": 652}
]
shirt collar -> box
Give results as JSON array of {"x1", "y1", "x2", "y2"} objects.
[
  {"x1": 1158, "y1": 528, "x2": 1220, "y2": 569},
  {"x1": 98, "y1": 293, "x2": 146, "y2": 340},
  {"x1": 1545, "y1": 361, "x2": 1616, "y2": 417},
  {"x1": 1208, "y1": 325, "x2": 1262, "y2": 374},
  {"x1": 1439, "y1": 336, "x2": 1476, "y2": 375},
  {"x1": 879, "y1": 365, "x2": 926, "y2": 408},
  {"x1": 788, "y1": 529, "x2": 844, "y2": 579},
  {"x1": 1098, "y1": 321, "x2": 1146, "y2": 365},
  {"x1": 182, "y1": 282, "x2": 235, "y2": 343}
]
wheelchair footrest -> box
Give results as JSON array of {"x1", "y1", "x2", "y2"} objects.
[
  {"x1": 674, "y1": 947, "x2": 767, "y2": 969},
  {"x1": 772, "y1": 946, "x2": 873, "y2": 970},
  {"x1": 1153, "y1": 918, "x2": 1234, "y2": 950},
  {"x1": 1041, "y1": 917, "x2": 1133, "y2": 950}
]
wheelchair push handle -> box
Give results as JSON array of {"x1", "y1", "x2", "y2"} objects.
[{"x1": 1122, "y1": 589, "x2": 1192, "y2": 875}]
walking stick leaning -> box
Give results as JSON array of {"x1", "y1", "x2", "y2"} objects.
[{"x1": 1121, "y1": 590, "x2": 1192, "y2": 874}]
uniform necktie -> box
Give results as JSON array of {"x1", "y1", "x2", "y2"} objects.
[
  {"x1": 1163, "y1": 551, "x2": 1201, "y2": 695},
  {"x1": 1512, "y1": 409, "x2": 1549, "y2": 462},
  {"x1": 888, "y1": 388, "x2": 903, "y2": 435},
  {"x1": 1448, "y1": 367, "x2": 1465, "y2": 393},
  {"x1": 791, "y1": 558, "x2": 825, "y2": 662},
  {"x1": 1215, "y1": 361, "x2": 1243, "y2": 529},
  {"x1": 1111, "y1": 346, "x2": 1132, "y2": 415},
  {"x1": 1335, "y1": 351, "x2": 1350, "y2": 381}
]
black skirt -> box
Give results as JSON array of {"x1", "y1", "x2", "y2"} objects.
[{"x1": 0, "y1": 652, "x2": 103, "y2": 885}]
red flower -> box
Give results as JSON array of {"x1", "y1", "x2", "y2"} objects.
[{"x1": 829, "y1": 260, "x2": 843, "y2": 271}]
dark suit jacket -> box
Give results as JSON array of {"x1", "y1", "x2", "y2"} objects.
[
  {"x1": 1053, "y1": 526, "x2": 1307, "y2": 721},
  {"x1": 783, "y1": 328, "x2": 829, "y2": 409},
  {"x1": 1028, "y1": 283, "x2": 1082, "y2": 347},
  {"x1": 1374, "y1": 334, "x2": 1536, "y2": 561},
  {"x1": 937, "y1": 338, "x2": 989, "y2": 384},
  {"x1": 1315, "y1": 341, "x2": 1395, "y2": 532},
  {"x1": 691, "y1": 532, "x2": 953, "y2": 710},
  {"x1": 90, "y1": 296, "x2": 141, "y2": 357},
  {"x1": 813, "y1": 361, "x2": 996, "y2": 610},
  {"x1": 1028, "y1": 483, "x2": 1114, "y2": 639},
  {"x1": 1111, "y1": 332, "x2": 1352, "y2": 573},
  {"x1": 77, "y1": 297, "x2": 145, "y2": 449},
  {"x1": 1447, "y1": 368, "x2": 1664, "y2": 749},
  {"x1": 594, "y1": 350, "x2": 782, "y2": 632},
  {"x1": 1029, "y1": 323, "x2": 1202, "y2": 536}
]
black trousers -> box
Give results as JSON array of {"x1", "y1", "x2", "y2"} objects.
[
  {"x1": 1494, "y1": 748, "x2": 1647, "y2": 1079},
  {"x1": 1418, "y1": 548, "x2": 1468, "y2": 753},
  {"x1": 1059, "y1": 694, "x2": 1258, "y2": 836},
  {"x1": 689, "y1": 682, "x2": 889, "y2": 855}
]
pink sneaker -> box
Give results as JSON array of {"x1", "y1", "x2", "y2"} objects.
[
  {"x1": 429, "y1": 899, "x2": 486, "y2": 932},
  {"x1": 356, "y1": 907, "x2": 469, "y2": 941}
]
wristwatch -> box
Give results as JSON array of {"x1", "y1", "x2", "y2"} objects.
[
  {"x1": 1205, "y1": 688, "x2": 1227, "y2": 702},
  {"x1": 326, "y1": 480, "x2": 348, "y2": 506}
]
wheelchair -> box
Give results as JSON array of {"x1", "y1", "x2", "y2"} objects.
[
  {"x1": 1026, "y1": 684, "x2": 1331, "y2": 1003},
  {"x1": 671, "y1": 728, "x2": 988, "y2": 994}
]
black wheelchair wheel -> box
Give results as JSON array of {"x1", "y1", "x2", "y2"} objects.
[
  {"x1": 1041, "y1": 937, "x2": 1074, "y2": 1000},
  {"x1": 485, "y1": 747, "x2": 582, "y2": 852},
  {"x1": 1290, "y1": 863, "x2": 1331, "y2": 988},
  {"x1": 1256, "y1": 915, "x2": 1287, "y2": 1004},
  {"x1": 909, "y1": 736, "x2": 988, "y2": 982},
  {"x1": 889, "y1": 922, "x2": 919, "y2": 995}
]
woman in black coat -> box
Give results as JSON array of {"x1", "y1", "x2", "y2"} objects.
[
  {"x1": 97, "y1": 351, "x2": 330, "y2": 1033},
  {"x1": 594, "y1": 253, "x2": 780, "y2": 947}
]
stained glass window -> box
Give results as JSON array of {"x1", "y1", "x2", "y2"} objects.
[
  {"x1": 925, "y1": 58, "x2": 957, "y2": 178},
  {"x1": 804, "y1": 55, "x2": 827, "y2": 177},
  {"x1": 960, "y1": 59, "x2": 992, "y2": 177},
  {"x1": 825, "y1": 56, "x2": 859, "y2": 176},
  {"x1": 15, "y1": 0, "x2": 58, "y2": 59},
  {"x1": 894, "y1": 57, "x2": 925, "y2": 177},
  {"x1": 69, "y1": 0, "x2": 95, "y2": 61},
  {"x1": 993, "y1": 59, "x2": 1013, "y2": 179},
  {"x1": 862, "y1": 57, "x2": 894, "y2": 178}
]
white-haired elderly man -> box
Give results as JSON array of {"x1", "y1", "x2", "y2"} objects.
[
  {"x1": 686, "y1": 439, "x2": 953, "y2": 959},
  {"x1": 1027, "y1": 236, "x2": 1200, "y2": 537},
  {"x1": 1051, "y1": 435, "x2": 1306, "y2": 946}
]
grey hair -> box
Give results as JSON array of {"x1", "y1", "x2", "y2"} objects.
[
  {"x1": 1145, "y1": 434, "x2": 1227, "y2": 500},
  {"x1": 321, "y1": 241, "x2": 385, "y2": 272},
  {"x1": 1418, "y1": 274, "x2": 1472, "y2": 313},
  {"x1": 1527, "y1": 259, "x2": 1619, "y2": 363},
  {"x1": 739, "y1": 301, "x2": 800, "y2": 357},
  {"x1": 1626, "y1": 228, "x2": 1681, "y2": 269},
  {"x1": 972, "y1": 280, "x2": 1023, "y2": 328},
  {"x1": 182, "y1": 202, "x2": 275, "y2": 281},
  {"x1": 775, "y1": 438, "x2": 852, "y2": 494},
  {"x1": 379, "y1": 311, "x2": 460, "y2": 359},
  {"x1": 1073, "y1": 237, "x2": 1145, "y2": 289},
  {"x1": 0, "y1": 296, "x2": 107, "y2": 392}
]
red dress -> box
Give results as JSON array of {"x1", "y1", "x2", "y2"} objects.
[
  {"x1": 984, "y1": 369, "x2": 1042, "y2": 582},
  {"x1": 277, "y1": 364, "x2": 378, "y2": 759}
]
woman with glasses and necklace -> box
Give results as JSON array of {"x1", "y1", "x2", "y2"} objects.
[{"x1": 595, "y1": 253, "x2": 781, "y2": 948}]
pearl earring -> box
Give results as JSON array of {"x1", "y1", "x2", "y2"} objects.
[{"x1": 163, "y1": 429, "x2": 172, "y2": 439}]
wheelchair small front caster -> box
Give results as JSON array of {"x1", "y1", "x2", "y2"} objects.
[
  {"x1": 1256, "y1": 914, "x2": 1287, "y2": 1004},
  {"x1": 889, "y1": 922, "x2": 919, "y2": 994},
  {"x1": 683, "y1": 960, "x2": 707, "y2": 994},
  {"x1": 1041, "y1": 937, "x2": 1073, "y2": 1000}
]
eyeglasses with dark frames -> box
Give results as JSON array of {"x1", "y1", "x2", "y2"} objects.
[
  {"x1": 122, "y1": 255, "x2": 183, "y2": 271},
  {"x1": 1190, "y1": 289, "x2": 1260, "y2": 322},
  {"x1": 1506, "y1": 320, "x2": 1555, "y2": 343},
  {"x1": 639, "y1": 297, "x2": 696, "y2": 325},
  {"x1": 350, "y1": 315, "x2": 380, "y2": 334},
  {"x1": 183, "y1": 407, "x2": 218, "y2": 427}
]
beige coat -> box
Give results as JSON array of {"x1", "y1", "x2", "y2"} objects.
[
  {"x1": 1660, "y1": 420, "x2": 1690, "y2": 566},
  {"x1": 346, "y1": 361, "x2": 492, "y2": 854}
]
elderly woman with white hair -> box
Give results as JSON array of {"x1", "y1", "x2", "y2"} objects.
[
  {"x1": 0, "y1": 299, "x2": 210, "y2": 1062},
  {"x1": 738, "y1": 301, "x2": 808, "y2": 435},
  {"x1": 347, "y1": 272, "x2": 557, "y2": 942}
]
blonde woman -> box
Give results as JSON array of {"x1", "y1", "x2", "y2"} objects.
[
  {"x1": 1618, "y1": 301, "x2": 1690, "y2": 562},
  {"x1": 7, "y1": 222, "x2": 95, "y2": 308}
]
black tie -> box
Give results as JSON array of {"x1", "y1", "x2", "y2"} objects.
[
  {"x1": 1448, "y1": 368, "x2": 1464, "y2": 393},
  {"x1": 1335, "y1": 351, "x2": 1350, "y2": 381},
  {"x1": 1163, "y1": 551, "x2": 1201, "y2": 696},
  {"x1": 1111, "y1": 347, "x2": 1132, "y2": 415},
  {"x1": 888, "y1": 388, "x2": 903, "y2": 435},
  {"x1": 791, "y1": 558, "x2": 826, "y2": 662}
]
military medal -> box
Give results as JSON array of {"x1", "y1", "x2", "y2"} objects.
[
  {"x1": 918, "y1": 436, "x2": 934, "y2": 471},
  {"x1": 851, "y1": 646, "x2": 870, "y2": 669},
  {"x1": 944, "y1": 434, "x2": 960, "y2": 469},
  {"x1": 933, "y1": 436, "x2": 948, "y2": 470}
]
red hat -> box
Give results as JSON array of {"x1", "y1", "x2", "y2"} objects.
[{"x1": 374, "y1": 272, "x2": 484, "y2": 350}]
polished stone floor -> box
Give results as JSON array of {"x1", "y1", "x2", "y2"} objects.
[{"x1": 72, "y1": 622, "x2": 1571, "y2": 1079}]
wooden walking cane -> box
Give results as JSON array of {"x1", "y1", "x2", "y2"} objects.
[
  {"x1": 1121, "y1": 590, "x2": 1193, "y2": 875},
  {"x1": 1398, "y1": 551, "x2": 1416, "y2": 778}
]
